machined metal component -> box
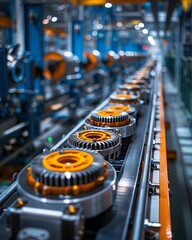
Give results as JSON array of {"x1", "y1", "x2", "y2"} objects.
[
  {"x1": 109, "y1": 93, "x2": 143, "y2": 112},
  {"x1": 106, "y1": 105, "x2": 136, "y2": 117},
  {"x1": 126, "y1": 79, "x2": 146, "y2": 88},
  {"x1": 82, "y1": 50, "x2": 101, "y2": 71},
  {"x1": 29, "y1": 149, "x2": 107, "y2": 190},
  {"x1": 8, "y1": 204, "x2": 85, "y2": 240},
  {"x1": 68, "y1": 129, "x2": 121, "y2": 160},
  {"x1": 120, "y1": 81, "x2": 150, "y2": 103},
  {"x1": 15, "y1": 148, "x2": 116, "y2": 217},
  {"x1": 44, "y1": 51, "x2": 80, "y2": 81},
  {"x1": 85, "y1": 109, "x2": 136, "y2": 138},
  {"x1": 119, "y1": 83, "x2": 141, "y2": 92},
  {"x1": 89, "y1": 109, "x2": 129, "y2": 126},
  {"x1": 7, "y1": 147, "x2": 116, "y2": 239}
]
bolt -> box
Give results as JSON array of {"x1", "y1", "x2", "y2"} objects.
[{"x1": 68, "y1": 204, "x2": 77, "y2": 215}]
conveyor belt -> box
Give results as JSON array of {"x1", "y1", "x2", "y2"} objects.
[{"x1": 0, "y1": 61, "x2": 169, "y2": 240}]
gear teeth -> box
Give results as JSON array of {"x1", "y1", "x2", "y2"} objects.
[
  {"x1": 68, "y1": 129, "x2": 121, "y2": 160},
  {"x1": 31, "y1": 149, "x2": 106, "y2": 187},
  {"x1": 90, "y1": 111, "x2": 128, "y2": 123}
]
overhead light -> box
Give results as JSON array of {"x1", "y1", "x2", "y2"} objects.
[
  {"x1": 98, "y1": 24, "x2": 103, "y2": 30},
  {"x1": 52, "y1": 17, "x2": 58, "y2": 22},
  {"x1": 117, "y1": 22, "x2": 123, "y2": 27},
  {"x1": 92, "y1": 50, "x2": 100, "y2": 56},
  {"x1": 138, "y1": 23, "x2": 144, "y2": 28},
  {"x1": 135, "y1": 25, "x2": 140, "y2": 30},
  {"x1": 105, "y1": 2, "x2": 112, "y2": 8},
  {"x1": 142, "y1": 29, "x2": 148, "y2": 34}
]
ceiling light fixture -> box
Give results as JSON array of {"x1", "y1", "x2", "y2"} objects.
[
  {"x1": 105, "y1": 2, "x2": 112, "y2": 8},
  {"x1": 52, "y1": 17, "x2": 58, "y2": 22},
  {"x1": 138, "y1": 23, "x2": 144, "y2": 28},
  {"x1": 142, "y1": 29, "x2": 148, "y2": 34}
]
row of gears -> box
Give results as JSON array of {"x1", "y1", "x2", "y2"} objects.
[
  {"x1": 24, "y1": 60, "x2": 154, "y2": 195},
  {"x1": 22, "y1": 60, "x2": 154, "y2": 196},
  {"x1": 8, "y1": 61, "x2": 155, "y2": 240}
]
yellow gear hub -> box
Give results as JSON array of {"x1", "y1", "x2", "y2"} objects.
[
  {"x1": 77, "y1": 130, "x2": 112, "y2": 142},
  {"x1": 97, "y1": 109, "x2": 122, "y2": 117},
  {"x1": 108, "y1": 105, "x2": 131, "y2": 112},
  {"x1": 42, "y1": 150, "x2": 93, "y2": 172}
]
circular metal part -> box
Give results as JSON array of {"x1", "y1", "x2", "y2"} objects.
[
  {"x1": 106, "y1": 105, "x2": 136, "y2": 116},
  {"x1": 85, "y1": 116, "x2": 136, "y2": 138},
  {"x1": 68, "y1": 129, "x2": 121, "y2": 160},
  {"x1": 126, "y1": 79, "x2": 146, "y2": 88},
  {"x1": 110, "y1": 93, "x2": 139, "y2": 105},
  {"x1": 88, "y1": 109, "x2": 130, "y2": 127},
  {"x1": 104, "y1": 51, "x2": 119, "y2": 67},
  {"x1": 30, "y1": 149, "x2": 106, "y2": 191},
  {"x1": 109, "y1": 93, "x2": 143, "y2": 112},
  {"x1": 119, "y1": 83, "x2": 141, "y2": 92},
  {"x1": 44, "y1": 51, "x2": 80, "y2": 81},
  {"x1": 17, "y1": 157, "x2": 116, "y2": 218},
  {"x1": 83, "y1": 51, "x2": 101, "y2": 71}
]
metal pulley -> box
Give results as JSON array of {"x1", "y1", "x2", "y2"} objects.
[
  {"x1": 81, "y1": 50, "x2": 101, "y2": 71},
  {"x1": 85, "y1": 109, "x2": 136, "y2": 138},
  {"x1": 103, "y1": 51, "x2": 119, "y2": 67},
  {"x1": 44, "y1": 50, "x2": 80, "y2": 81}
]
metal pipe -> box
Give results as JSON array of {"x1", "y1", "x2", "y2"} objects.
[{"x1": 132, "y1": 65, "x2": 159, "y2": 240}]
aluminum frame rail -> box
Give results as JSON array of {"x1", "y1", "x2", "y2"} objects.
[
  {"x1": 132, "y1": 86, "x2": 157, "y2": 240},
  {"x1": 132, "y1": 62, "x2": 159, "y2": 240}
]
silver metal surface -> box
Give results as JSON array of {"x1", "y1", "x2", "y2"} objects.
[
  {"x1": 131, "y1": 63, "x2": 159, "y2": 240},
  {"x1": 67, "y1": 130, "x2": 121, "y2": 160},
  {"x1": 84, "y1": 116, "x2": 136, "y2": 138},
  {"x1": 17, "y1": 161, "x2": 116, "y2": 218},
  {"x1": 51, "y1": 98, "x2": 110, "y2": 151},
  {"x1": 96, "y1": 103, "x2": 152, "y2": 240}
]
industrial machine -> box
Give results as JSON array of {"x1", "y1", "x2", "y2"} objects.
[{"x1": 0, "y1": 60, "x2": 171, "y2": 240}]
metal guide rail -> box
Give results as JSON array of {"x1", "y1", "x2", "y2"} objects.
[{"x1": 0, "y1": 61, "x2": 170, "y2": 240}]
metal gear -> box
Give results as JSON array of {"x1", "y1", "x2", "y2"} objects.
[
  {"x1": 126, "y1": 79, "x2": 146, "y2": 88},
  {"x1": 119, "y1": 83, "x2": 141, "y2": 92},
  {"x1": 68, "y1": 129, "x2": 121, "y2": 160},
  {"x1": 109, "y1": 93, "x2": 140, "y2": 105},
  {"x1": 109, "y1": 93, "x2": 143, "y2": 112},
  {"x1": 106, "y1": 105, "x2": 136, "y2": 116},
  {"x1": 28, "y1": 149, "x2": 107, "y2": 191},
  {"x1": 89, "y1": 109, "x2": 130, "y2": 127}
]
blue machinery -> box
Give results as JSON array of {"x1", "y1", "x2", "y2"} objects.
[{"x1": 0, "y1": 2, "x2": 149, "y2": 180}]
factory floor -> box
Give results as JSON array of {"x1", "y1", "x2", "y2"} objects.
[{"x1": 163, "y1": 68, "x2": 192, "y2": 240}]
